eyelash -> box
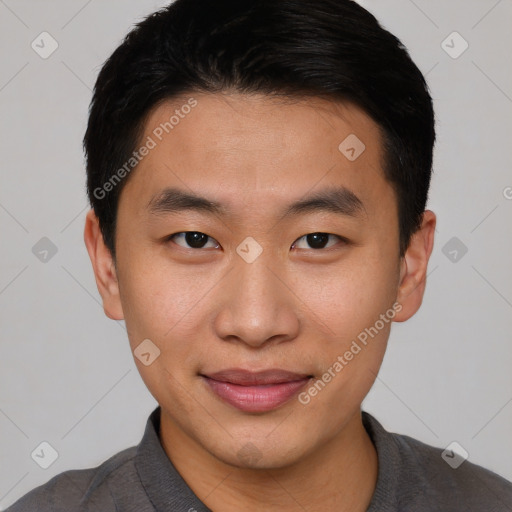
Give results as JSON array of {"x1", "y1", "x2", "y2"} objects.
[{"x1": 165, "y1": 231, "x2": 347, "y2": 251}]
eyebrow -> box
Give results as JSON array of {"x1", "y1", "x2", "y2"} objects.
[{"x1": 146, "y1": 186, "x2": 366, "y2": 220}]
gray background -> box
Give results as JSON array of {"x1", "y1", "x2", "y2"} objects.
[{"x1": 1, "y1": 0, "x2": 511, "y2": 508}]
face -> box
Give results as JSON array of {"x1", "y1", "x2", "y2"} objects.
[{"x1": 85, "y1": 92, "x2": 434, "y2": 469}]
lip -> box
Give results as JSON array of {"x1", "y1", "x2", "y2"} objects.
[{"x1": 201, "y1": 368, "x2": 313, "y2": 413}]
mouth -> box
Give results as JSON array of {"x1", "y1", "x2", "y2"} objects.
[{"x1": 200, "y1": 368, "x2": 313, "y2": 413}]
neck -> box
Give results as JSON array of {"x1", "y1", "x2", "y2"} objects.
[{"x1": 159, "y1": 410, "x2": 378, "y2": 512}]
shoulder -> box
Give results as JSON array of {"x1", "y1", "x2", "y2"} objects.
[
  {"x1": 363, "y1": 412, "x2": 512, "y2": 510},
  {"x1": 5, "y1": 446, "x2": 138, "y2": 512},
  {"x1": 396, "y1": 432, "x2": 512, "y2": 505}
]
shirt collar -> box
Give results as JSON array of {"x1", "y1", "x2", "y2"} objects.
[
  {"x1": 362, "y1": 411, "x2": 401, "y2": 511},
  {"x1": 134, "y1": 406, "x2": 403, "y2": 511},
  {"x1": 134, "y1": 407, "x2": 211, "y2": 512}
]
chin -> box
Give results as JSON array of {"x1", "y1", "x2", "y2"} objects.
[{"x1": 202, "y1": 430, "x2": 312, "y2": 470}]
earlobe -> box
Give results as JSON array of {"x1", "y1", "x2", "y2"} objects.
[
  {"x1": 83, "y1": 209, "x2": 125, "y2": 320},
  {"x1": 393, "y1": 210, "x2": 436, "y2": 323}
]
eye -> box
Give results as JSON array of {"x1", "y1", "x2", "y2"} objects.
[
  {"x1": 167, "y1": 231, "x2": 220, "y2": 250},
  {"x1": 291, "y1": 232, "x2": 346, "y2": 250}
]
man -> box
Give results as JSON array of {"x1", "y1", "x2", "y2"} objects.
[{"x1": 7, "y1": 0, "x2": 512, "y2": 510}]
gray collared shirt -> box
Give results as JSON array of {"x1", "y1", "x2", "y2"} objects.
[{"x1": 6, "y1": 407, "x2": 512, "y2": 511}]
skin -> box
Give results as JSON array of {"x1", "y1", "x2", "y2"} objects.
[{"x1": 84, "y1": 92, "x2": 436, "y2": 511}]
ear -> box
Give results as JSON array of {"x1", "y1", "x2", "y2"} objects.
[
  {"x1": 83, "y1": 209, "x2": 124, "y2": 320},
  {"x1": 393, "y1": 210, "x2": 436, "y2": 322}
]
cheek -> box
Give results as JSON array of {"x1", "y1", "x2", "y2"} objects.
[
  {"x1": 117, "y1": 255, "x2": 217, "y2": 380},
  {"x1": 118, "y1": 251, "x2": 199, "y2": 333},
  {"x1": 290, "y1": 251, "x2": 397, "y2": 403},
  {"x1": 296, "y1": 295, "x2": 392, "y2": 434},
  {"x1": 118, "y1": 267, "x2": 204, "y2": 397},
  {"x1": 292, "y1": 253, "x2": 397, "y2": 337}
]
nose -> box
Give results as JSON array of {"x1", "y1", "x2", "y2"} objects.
[{"x1": 213, "y1": 255, "x2": 300, "y2": 349}]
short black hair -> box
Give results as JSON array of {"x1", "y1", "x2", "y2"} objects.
[{"x1": 84, "y1": 0, "x2": 435, "y2": 261}]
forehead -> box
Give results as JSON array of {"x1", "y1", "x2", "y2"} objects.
[{"x1": 120, "y1": 92, "x2": 395, "y2": 221}]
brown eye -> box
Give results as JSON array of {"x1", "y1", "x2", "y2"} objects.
[
  {"x1": 292, "y1": 233, "x2": 345, "y2": 250},
  {"x1": 168, "y1": 232, "x2": 219, "y2": 249}
]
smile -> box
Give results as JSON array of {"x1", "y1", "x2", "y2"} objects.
[{"x1": 201, "y1": 369, "x2": 313, "y2": 413}]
